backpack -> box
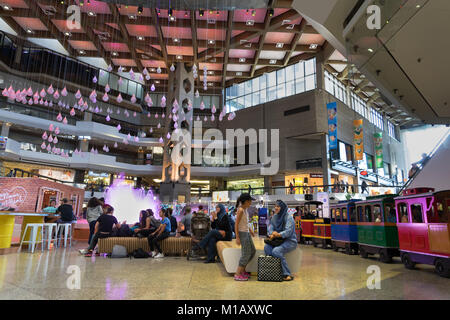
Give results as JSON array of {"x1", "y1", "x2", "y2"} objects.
[
  {"x1": 110, "y1": 245, "x2": 128, "y2": 258},
  {"x1": 112, "y1": 224, "x2": 133, "y2": 237},
  {"x1": 132, "y1": 248, "x2": 150, "y2": 259}
]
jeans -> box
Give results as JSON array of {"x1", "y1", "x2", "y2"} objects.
[
  {"x1": 147, "y1": 231, "x2": 170, "y2": 253},
  {"x1": 198, "y1": 229, "x2": 225, "y2": 262},
  {"x1": 238, "y1": 232, "x2": 256, "y2": 267},
  {"x1": 264, "y1": 240, "x2": 297, "y2": 276},
  {"x1": 88, "y1": 232, "x2": 111, "y2": 251},
  {"x1": 88, "y1": 221, "x2": 96, "y2": 245}
]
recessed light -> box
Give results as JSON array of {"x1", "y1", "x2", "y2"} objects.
[
  {"x1": 176, "y1": 55, "x2": 183, "y2": 59},
  {"x1": 368, "y1": 48, "x2": 374, "y2": 53},
  {"x1": 208, "y1": 71, "x2": 214, "y2": 75},
  {"x1": 87, "y1": 11, "x2": 96, "y2": 17},
  {"x1": 2, "y1": 5, "x2": 12, "y2": 10},
  {"x1": 79, "y1": 50, "x2": 86, "y2": 55},
  {"x1": 112, "y1": 51, "x2": 118, "y2": 56},
  {"x1": 282, "y1": 19, "x2": 291, "y2": 25},
  {"x1": 246, "y1": 20, "x2": 254, "y2": 26},
  {"x1": 269, "y1": 59, "x2": 277, "y2": 64},
  {"x1": 208, "y1": 82, "x2": 213, "y2": 86},
  {"x1": 276, "y1": 43, "x2": 284, "y2": 48},
  {"x1": 416, "y1": 4, "x2": 421, "y2": 8},
  {"x1": 208, "y1": 39, "x2": 215, "y2": 45},
  {"x1": 26, "y1": 28, "x2": 33, "y2": 34},
  {"x1": 239, "y1": 58, "x2": 246, "y2": 63},
  {"x1": 137, "y1": 36, "x2": 144, "y2": 41},
  {"x1": 150, "y1": 68, "x2": 156, "y2": 72},
  {"x1": 155, "y1": 80, "x2": 160, "y2": 84},
  {"x1": 173, "y1": 38, "x2": 180, "y2": 43},
  {"x1": 236, "y1": 72, "x2": 242, "y2": 76},
  {"x1": 309, "y1": 43, "x2": 318, "y2": 49},
  {"x1": 64, "y1": 31, "x2": 72, "y2": 37},
  {"x1": 169, "y1": 16, "x2": 176, "y2": 22},
  {"x1": 128, "y1": 15, "x2": 136, "y2": 20}
]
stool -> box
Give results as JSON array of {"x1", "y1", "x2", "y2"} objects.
[
  {"x1": 42, "y1": 223, "x2": 58, "y2": 250},
  {"x1": 56, "y1": 223, "x2": 72, "y2": 248},
  {"x1": 19, "y1": 223, "x2": 44, "y2": 253}
]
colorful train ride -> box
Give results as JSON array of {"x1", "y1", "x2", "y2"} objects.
[
  {"x1": 295, "y1": 201, "x2": 323, "y2": 244},
  {"x1": 330, "y1": 200, "x2": 359, "y2": 255},
  {"x1": 395, "y1": 188, "x2": 450, "y2": 277}
]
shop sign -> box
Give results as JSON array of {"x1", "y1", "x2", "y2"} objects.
[
  {"x1": 327, "y1": 102, "x2": 338, "y2": 150},
  {"x1": 309, "y1": 173, "x2": 323, "y2": 178},
  {"x1": 353, "y1": 119, "x2": 364, "y2": 160},
  {"x1": 374, "y1": 132, "x2": 383, "y2": 168},
  {"x1": 360, "y1": 170, "x2": 368, "y2": 176},
  {"x1": 0, "y1": 186, "x2": 27, "y2": 210},
  {"x1": 212, "y1": 191, "x2": 229, "y2": 202},
  {"x1": 0, "y1": 136, "x2": 7, "y2": 151}
]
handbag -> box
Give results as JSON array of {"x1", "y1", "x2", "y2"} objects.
[
  {"x1": 257, "y1": 255, "x2": 283, "y2": 282},
  {"x1": 264, "y1": 237, "x2": 285, "y2": 247}
]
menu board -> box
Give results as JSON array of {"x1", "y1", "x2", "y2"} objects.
[{"x1": 212, "y1": 191, "x2": 229, "y2": 202}]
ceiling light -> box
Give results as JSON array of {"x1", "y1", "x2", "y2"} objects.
[
  {"x1": 150, "y1": 68, "x2": 156, "y2": 72},
  {"x1": 129, "y1": 14, "x2": 137, "y2": 20},
  {"x1": 276, "y1": 43, "x2": 284, "y2": 48},
  {"x1": 368, "y1": 48, "x2": 374, "y2": 53},
  {"x1": 239, "y1": 58, "x2": 246, "y2": 63},
  {"x1": 137, "y1": 36, "x2": 144, "y2": 41},
  {"x1": 269, "y1": 59, "x2": 277, "y2": 64},
  {"x1": 176, "y1": 55, "x2": 183, "y2": 59},
  {"x1": 168, "y1": 8, "x2": 173, "y2": 16},
  {"x1": 199, "y1": 10, "x2": 204, "y2": 17},
  {"x1": 2, "y1": 5, "x2": 12, "y2": 10},
  {"x1": 208, "y1": 71, "x2": 214, "y2": 75},
  {"x1": 246, "y1": 20, "x2": 254, "y2": 26},
  {"x1": 64, "y1": 31, "x2": 72, "y2": 37},
  {"x1": 173, "y1": 38, "x2": 180, "y2": 43},
  {"x1": 236, "y1": 72, "x2": 242, "y2": 76},
  {"x1": 282, "y1": 19, "x2": 291, "y2": 25},
  {"x1": 208, "y1": 82, "x2": 213, "y2": 86},
  {"x1": 268, "y1": 9, "x2": 274, "y2": 17},
  {"x1": 112, "y1": 51, "x2": 118, "y2": 56},
  {"x1": 79, "y1": 50, "x2": 86, "y2": 55},
  {"x1": 155, "y1": 80, "x2": 160, "y2": 84},
  {"x1": 208, "y1": 39, "x2": 215, "y2": 45},
  {"x1": 309, "y1": 43, "x2": 318, "y2": 49},
  {"x1": 87, "y1": 11, "x2": 96, "y2": 17},
  {"x1": 26, "y1": 28, "x2": 34, "y2": 34}
]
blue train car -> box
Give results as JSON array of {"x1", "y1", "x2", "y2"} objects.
[{"x1": 330, "y1": 201, "x2": 359, "y2": 255}]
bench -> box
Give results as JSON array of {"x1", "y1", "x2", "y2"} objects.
[
  {"x1": 217, "y1": 238, "x2": 302, "y2": 274},
  {"x1": 98, "y1": 236, "x2": 192, "y2": 256}
]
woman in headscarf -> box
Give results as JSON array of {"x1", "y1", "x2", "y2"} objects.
[
  {"x1": 191, "y1": 204, "x2": 232, "y2": 263},
  {"x1": 265, "y1": 200, "x2": 298, "y2": 281}
]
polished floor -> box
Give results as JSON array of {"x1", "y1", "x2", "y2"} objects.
[{"x1": 0, "y1": 242, "x2": 448, "y2": 300}]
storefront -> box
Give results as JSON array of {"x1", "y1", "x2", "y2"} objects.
[
  {"x1": 330, "y1": 171, "x2": 357, "y2": 193},
  {"x1": 284, "y1": 173, "x2": 324, "y2": 194},
  {"x1": 2, "y1": 161, "x2": 75, "y2": 182},
  {"x1": 227, "y1": 178, "x2": 264, "y2": 194},
  {"x1": 84, "y1": 171, "x2": 112, "y2": 191}
]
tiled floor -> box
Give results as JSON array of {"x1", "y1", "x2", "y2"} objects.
[{"x1": 0, "y1": 242, "x2": 448, "y2": 300}]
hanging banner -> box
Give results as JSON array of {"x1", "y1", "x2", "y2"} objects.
[
  {"x1": 353, "y1": 119, "x2": 364, "y2": 160},
  {"x1": 374, "y1": 132, "x2": 383, "y2": 168},
  {"x1": 0, "y1": 136, "x2": 7, "y2": 151},
  {"x1": 327, "y1": 102, "x2": 338, "y2": 150}
]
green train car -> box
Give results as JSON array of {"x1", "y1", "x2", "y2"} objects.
[{"x1": 355, "y1": 195, "x2": 399, "y2": 263}]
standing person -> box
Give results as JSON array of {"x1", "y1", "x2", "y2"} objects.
[
  {"x1": 79, "y1": 205, "x2": 121, "y2": 255},
  {"x1": 234, "y1": 194, "x2": 256, "y2": 281},
  {"x1": 167, "y1": 208, "x2": 177, "y2": 236},
  {"x1": 98, "y1": 197, "x2": 105, "y2": 208},
  {"x1": 56, "y1": 198, "x2": 74, "y2": 223},
  {"x1": 289, "y1": 181, "x2": 294, "y2": 194},
  {"x1": 264, "y1": 200, "x2": 298, "y2": 281},
  {"x1": 86, "y1": 197, "x2": 103, "y2": 245},
  {"x1": 134, "y1": 210, "x2": 155, "y2": 238},
  {"x1": 147, "y1": 208, "x2": 171, "y2": 258},
  {"x1": 179, "y1": 206, "x2": 193, "y2": 237},
  {"x1": 191, "y1": 204, "x2": 232, "y2": 263},
  {"x1": 361, "y1": 180, "x2": 369, "y2": 194},
  {"x1": 248, "y1": 185, "x2": 252, "y2": 195}
]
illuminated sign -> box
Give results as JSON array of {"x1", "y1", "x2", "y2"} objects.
[{"x1": 0, "y1": 186, "x2": 27, "y2": 210}]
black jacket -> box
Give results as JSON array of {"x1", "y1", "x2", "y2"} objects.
[{"x1": 212, "y1": 214, "x2": 232, "y2": 241}]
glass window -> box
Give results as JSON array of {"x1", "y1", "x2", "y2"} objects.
[
  {"x1": 252, "y1": 77, "x2": 260, "y2": 92},
  {"x1": 285, "y1": 65, "x2": 294, "y2": 82},
  {"x1": 277, "y1": 83, "x2": 286, "y2": 99},
  {"x1": 252, "y1": 91, "x2": 260, "y2": 106},
  {"x1": 331, "y1": 209, "x2": 335, "y2": 223},
  {"x1": 342, "y1": 208, "x2": 348, "y2": 222},
  {"x1": 295, "y1": 61, "x2": 304, "y2": 78},
  {"x1": 411, "y1": 204, "x2": 423, "y2": 223},
  {"x1": 364, "y1": 205, "x2": 372, "y2": 222},
  {"x1": 384, "y1": 204, "x2": 397, "y2": 223},
  {"x1": 357, "y1": 206, "x2": 363, "y2": 222},
  {"x1": 434, "y1": 199, "x2": 449, "y2": 223},
  {"x1": 295, "y1": 77, "x2": 305, "y2": 94},
  {"x1": 259, "y1": 74, "x2": 267, "y2": 90},
  {"x1": 267, "y1": 72, "x2": 276, "y2": 88},
  {"x1": 244, "y1": 80, "x2": 252, "y2": 95},
  {"x1": 305, "y1": 75, "x2": 315, "y2": 91},
  {"x1": 398, "y1": 202, "x2": 409, "y2": 223},
  {"x1": 276, "y1": 68, "x2": 285, "y2": 84},
  {"x1": 286, "y1": 80, "x2": 295, "y2": 97},
  {"x1": 373, "y1": 205, "x2": 382, "y2": 223},
  {"x1": 335, "y1": 208, "x2": 341, "y2": 222},
  {"x1": 349, "y1": 206, "x2": 357, "y2": 222},
  {"x1": 305, "y1": 59, "x2": 315, "y2": 75}
]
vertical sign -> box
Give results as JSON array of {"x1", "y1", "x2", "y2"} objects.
[
  {"x1": 317, "y1": 192, "x2": 330, "y2": 218},
  {"x1": 0, "y1": 136, "x2": 7, "y2": 151},
  {"x1": 327, "y1": 102, "x2": 338, "y2": 150},
  {"x1": 374, "y1": 132, "x2": 383, "y2": 168},
  {"x1": 353, "y1": 119, "x2": 364, "y2": 160}
]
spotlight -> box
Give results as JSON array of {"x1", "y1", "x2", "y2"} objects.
[
  {"x1": 269, "y1": 9, "x2": 274, "y2": 16},
  {"x1": 252, "y1": 10, "x2": 256, "y2": 17},
  {"x1": 199, "y1": 10, "x2": 204, "y2": 17},
  {"x1": 209, "y1": 10, "x2": 213, "y2": 14},
  {"x1": 184, "y1": 11, "x2": 188, "y2": 17},
  {"x1": 138, "y1": 6, "x2": 143, "y2": 14},
  {"x1": 87, "y1": 0, "x2": 90, "y2": 4},
  {"x1": 157, "y1": 8, "x2": 161, "y2": 15},
  {"x1": 168, "y1": 8, "x2": 173, "y2": 16},
  {"x1": 79, "y1": 0, "x2": 84, "y2": 6}
]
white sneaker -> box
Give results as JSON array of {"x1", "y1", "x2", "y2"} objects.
[
  {"x1": 154, "y1": 253, "x2": 164, "y2": 259},
  {"x1": 79, "y1": 249, "x2": 88, "y2": 255},
  {"x1": 150, "y1": 251, "x2": 157, "y2": 258}
]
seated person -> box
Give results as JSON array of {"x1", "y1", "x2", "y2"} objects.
[
  {"x1": 79, "y1": 205, "x2": 121, "y2": 255},
  {"x1": 42, "y1": 200, "x2": 57, "y2": 214},
  {"x1": 401, "y1": 213, "x2": 409, "y2": 223},
  {"x1": 146, "y1": 208, "x2": 161, "y2": 229},
  {"x1": 179, "y1": 206, "x2": 193, "y2": 237},
  {"x1": 147, "y1": 209, "x2": 171, "y2": 258},
  {"x1": 167, "y1": 208, "x2": 177, "y2": 236},
  {"x1": 56, "y1": 198, "x2": 75, "y2": 223},
  {"x1": 133, "y1": 210, "x2": 156, "y2": 238}
]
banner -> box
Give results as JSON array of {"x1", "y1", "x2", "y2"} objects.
[
  {"x1": 374, "y1": 132, "x2": 383, "y2": 168},
  {"x1": 353, "y1": 119, "x2": 364, "y2": 160},
  {"x1": 0, "y1": 136, "x2": 7, "y2": 151},
  {"x1": 327, "y1": 102, "x2": 337, "y2": 150}
]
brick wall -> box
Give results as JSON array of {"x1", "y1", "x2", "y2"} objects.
[{"x1": 0, "y1": 177, "x2": 84, "y2": 215}]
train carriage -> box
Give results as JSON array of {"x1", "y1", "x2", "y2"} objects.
[
  {"x1": 355, "y1": 195, "x2": 399, "y2": 263},
  {"x1": 330, "y1": 201, "x2": 359, "y2": 255},
  {"x1": 395, "y1": 188, "x2": 450, "y2": 278},
  {"x1": 298, "y1": 201, "x2": 323, "y2": 245}
]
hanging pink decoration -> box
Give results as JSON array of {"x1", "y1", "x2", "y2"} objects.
[
  {"x1": 169, "y1": 114, "x2": 172, "y2": 119},
  {"x1": 141, "y1": 132, "x2": 146, "y2": 138},
  {"x1": 62, "y1": 117, "x2": 68, "y2": 125},
  {"x1": 53, "y1": 136, "x2": 58, "y2": 144},
  {"x1": 70, "y1": 108, "x2": 75, "y2": 116},
  {"x1": 78, "y1": 97, "x2": 84, "y2": 106},
  {"x1": 106, "y1": 114, "x2": 111, "y2": 122},
  {"x1": 118, "y1": 66, "x2": 124, "y2": 73},
  {"x1": 149, "y1": 127, "x2": 153, "y2": 133},
  {"x1": 155, "y1": 113, "x2": 159, "y2": 118},
  {"x1": 190, "y1": 116, "x2": 193, "y2": 121},
  {"x1": 204, "y1": 116, "x2": 207, "y2": 122},
  {"x1": 48, "y1": 135, "x2": 53, "y2": 143},
  {"x1": 27, "y1": 87, "x2": 33, "y2": 96},
  {"x1": 166, "y1": 132, "x2": 171, "y2": 139},
  {"x1": 39, "y1": 88, "x2": 46, "y2": 98},
  {"x1": 129, "y1": 68, "x2": 135, "y2": 79},
  {"x1": 200, "y1": 101, "x2": 205, "y2": 110},
  {"x1": 83, "y1": 102, "x2": 88, "y2": 110},
  {"x1": 147, "y1": 112, "x2": 151, "y2": 118},
  {"x1": 143, "y1": 68, "x2": 148, "y2": 76},
  {"x1": 118, "y1": 77, "x2": 123, "y2": 86},
  {"x1": 126, "y1": 133, "x2": 131, "y2": 140},
  {"x1": 28, "y1": 98, "x2": 33, "y2": 105},
  {"x1": 57, "y1": 113, "x2": 63, "y2": 121},
  {"x1": 90, "y1": 147, "x2": 95, "y2": 153},
  {"x1": 42, "y1": 131, "x2": 48, "y2": 140},
  {"x1": 44, "y1": 100, "x2": 48, "y2": 107},
  {"x1": 131, "y1": 94, "x2": 136, "y2": 103},
  {"x1": 49, "y1": 124, "x2": 54, "y2": 132},
  {"x1": 89, "y1": 90, "x2": 97, "y2": 102},
  {"x1": 162, "y1": 113, "x2": 165, "y2": 118},
  {"x1": 21, "y1": 88, "x2": 26, "y2": 97},
  {"x1": 49, "y1": 101, "x2": 53, "y2": 107},
  {"x1": 114, "y1": 142, "x2": 118, "y2": 148},
  {"x1": 33, "y1": 91, "x2": 39, "y2": 100},
  {"x1": 92, "y1": 76, "x2": 97, "y2": 83},
  {"x1": 123, "y1": 138, "x2": 128, "y2": 145},
  {"x1": 39, "y1": 98, "x2": 43, "y2": 105},
  {"x1": 117, "y1": 124, "x2": 121, "y2": 131},
  {"x1": 51, "y1": 146, "x2": 56, "y2": 153},
  {"x1": 101, "y1": 92, "x2": 108, "y2": 102},
  {"x1": 107, "y1": 64, "x2": 113, "y2": 72},
  {"x1": 151, "y1": 84, "x2": 155, "y2": 91},
  {"x1": 211, "y1": 105, "x2": 216, "y2": 114},
  {"x1": 61, "y1": 87, "x2": 68, "y2": 97},
  {"x1": 105, "y1": 84, "x2": 110, "y2": 93},
  {"x1": 116, "y1": 109, "x2": 120, "y2": 114},
  {"x1": 211, "y1": 114, "x2": 215, "y2": 121},
  {"x1": 157, "y1": 123, "x2": 161, "y2": 129},
  {"x1": 174, "y1": 122, "x2": 178, "y2": 129},
  {"x1": 75, "y1": 89, "x2": 82, "y2": 99},
  {"x1": 195, "y1": 90, "x2": 200, "y2": 98},
  {"x1": 54, "y1": 127, "x2": 60, "y2": 135},
  {"x1": 173, "y1": 114, "x2": 178, "y2": 121},
  {"x1": 145, "y1": 74, "x2": 151, "y2": 81},
  {"x1": 144, "y1": 93, "x2": 150, "y2": 103},
  {"x1": 159, "y1": 137, "x2": 163, "y2": 143},
  {"x1": 94, "y1": 106, "x2": 100, "y2": 113},
  {"x1": 196, "y1": 116, "x2": 200, "y2": 121},
  {"x1": 58, "y1": 101, "x2": 62, "y2": 107},
  {"x1": 117, "y1": 93, "x2": 123, "y2": 103},
  {"x1": 41, "y1": 141, "x2": 46, "y2": 149},
  {"x1": 134, "y1": 136, "x2": 139, "y2": 142},
  {"x1": 47, "y1": 84, "x2": 54, "y2": 95},
  {"x1": 133, "y1": 111, "x2": 137, "y2": 117},
  {"x1": 157, "y1": 67, "x2": 162, "y2": 74},
  {"x1": 148, "y1": 97, "x2": 153, "y2": 106},
  {"x1": 46, "y1": 144, "x2": 51, "y2": 152},
  {"x1": 2, "y1": 88, "x2": 8, "y2": 96}
]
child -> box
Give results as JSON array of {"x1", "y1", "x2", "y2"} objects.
[{"x1": 234, "y1": 193, "x2": 256, "y2": 281}]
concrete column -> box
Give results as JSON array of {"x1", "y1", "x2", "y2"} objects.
[
  {"x1": 264, "y1": 175, "x2": 273, "y2": 195},
  {"x1": 1, "y1": 122, "x2": 11, "y2": 137},
  {"x1": 137, "y1": 149, "x2": 144, "y2": 165},
  {"x1": 78, "y1": 139, "x2": 89, "y2": 152},
  {"x1": 321, "y1": 133, "x2": 331, "y2": 192},
  {"x1": 84, "y1": 112, "x2": 93, "y2": 121}
]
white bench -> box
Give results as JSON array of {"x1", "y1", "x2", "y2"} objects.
[{"x1": 217, "y1": 238, "x2": 302, "y2": 274}]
